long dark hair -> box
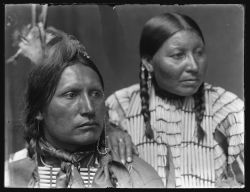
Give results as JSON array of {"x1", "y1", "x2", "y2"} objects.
[
  {"x1": 139, "y1": 12, "x2": 206, "y2": 142},
  {"x1": 24, "y1": 30, "x2": 104, "y2": 159}
]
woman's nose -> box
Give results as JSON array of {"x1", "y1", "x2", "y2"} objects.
[
  {"x1": 186, "y1": 53, "x2": 199, "y2": 72},
  {"x1": 79, "y1": 94, "x2": 95, "y2": 117}
]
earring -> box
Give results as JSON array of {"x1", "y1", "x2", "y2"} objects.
[
  {"x1": 36, "y1": 113, "x2": 43, "y2": 121},
  {"x1": 141, "y1": 65, "x2": 145, "y2": 79},
  {"x1": 147, "y1": 72, "x2": 152, "y2": 90},
  {"x1": 97, "y1": 120, "x2": 108, "y2": 155},
  {"x1": 36, "y1": 120, "x2": 40, "y2": 137},
  {"x1": 141, "y1": 64, "x2": 145, "y2": 71}
]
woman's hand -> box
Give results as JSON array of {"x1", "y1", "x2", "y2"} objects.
[{"x1": 106, "y1": 122, "x2": 139, "y2": 164}]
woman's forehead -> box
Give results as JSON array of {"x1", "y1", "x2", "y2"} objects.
[{"x1": 164, "y1": 30, "x2": 204, "y2": 49}]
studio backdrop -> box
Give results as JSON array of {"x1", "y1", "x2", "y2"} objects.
[{"x1": 5, "y1": 4, "x2": 244, "y2": 157}]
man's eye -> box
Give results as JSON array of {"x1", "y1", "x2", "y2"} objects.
[
  {"x1": 64, "y1": 92, "x2": 77, "y2": 99},
  {"x1": 91, "y1": 90, "x2": 104, "y2": 99}
]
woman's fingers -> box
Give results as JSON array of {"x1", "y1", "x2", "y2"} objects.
[
  {"x1": 118, "y1": 138, "x2": 126, "y2": 164},
  {"x1": 107, "y1": 134, "x2": 137, "y2": 164},
  {"x1": 132, "y1": 143, "x2": 139, "y2": 156},
  {"x1": 105, "y1": 123, "x2": 137, "y2": 164},
  {"x1": 124, "y1": 135, "x2": 133, "y2": 163},
  {"x1": 105, "y1": 136, "x2": 112, "y2": 149},
  {"x1": 107, "y1": 134, "x2": 119, "y2": 156}
]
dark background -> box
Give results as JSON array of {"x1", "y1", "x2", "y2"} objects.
[{"x1": 5, "y1": 4, "x2": 244, "y2": 158}]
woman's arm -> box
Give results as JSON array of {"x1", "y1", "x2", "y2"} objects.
[{"x1": 213, "y1": 89, "x2": 244, "y2": 187}]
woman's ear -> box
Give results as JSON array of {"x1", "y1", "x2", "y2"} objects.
[
  {"x1": 36, "y1": 112, "x2": 44, "y2": 120},
  {"x1": 142, "y1": 58, "x2": 154, "y2": 73}
]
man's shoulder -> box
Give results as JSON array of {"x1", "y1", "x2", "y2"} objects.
[
  {"x1": 9, "y1": 148, "x2": 29, "y2": 163},
  {"x1": 128, "y1": 155, "x2": 164, "y2": 188},
  {"x1": 6, "y1": 148, "x2": 36, "y2": 187},
  {"x1": 8, "y1": 148, "x2": 35, "y2": 172}
]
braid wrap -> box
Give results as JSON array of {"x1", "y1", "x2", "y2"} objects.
[
  {"x1": 139, "y1": 62, "x2": 154, "y2": 140},
  {"x1": 24, "y1": 119, "x2": 40, "y2": 185},
  {"x1": 193, "y1": 83, "x2": 206, "y2": 142}
]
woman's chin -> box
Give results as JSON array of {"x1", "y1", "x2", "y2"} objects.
[
  {"x1": 172, "y1": 86, "x2": 200, "y2": 97},
  {"x1": 174, "y1": 80, "x2": 203, "y2": 96}
]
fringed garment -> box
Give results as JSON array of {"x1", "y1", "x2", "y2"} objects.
[
  {"x1": 6, "y1": 139, "x2": 164, "y2": 188},
  {"x1": 37, "y1": 166, "x2": 98, "y2": 188},
  {"x1": 29, "y1": 138, "x2": 100, "y2": 188},
  {"x1": 106, "y1": 82, "x2": 244, "y2": 188}
]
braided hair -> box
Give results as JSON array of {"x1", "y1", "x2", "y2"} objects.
[
  {"x1": 139, "y1": 62, "x2": 154, "y2": 139},
  {"x1": 194, "y1": 83, "x2": 206, "y2": 142},
  {"x1": 139, "y1": 12, "x2": 206, "y2": 141}
]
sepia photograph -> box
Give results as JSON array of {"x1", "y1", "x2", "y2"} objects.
[{"x1": 4, "y1": 3, "x2": 244, "y2": 188}]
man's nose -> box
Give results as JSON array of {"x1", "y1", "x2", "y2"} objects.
[{"x1": 79, "y1": 93, "x2": 95, "y2": 117}]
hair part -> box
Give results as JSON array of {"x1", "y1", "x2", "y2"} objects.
[{"x1": 139, "y1": 12, "x2": 204, "y2": 59}]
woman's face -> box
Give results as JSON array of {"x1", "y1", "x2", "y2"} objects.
[
  {"x1": 151, "y1": 30, "x2": 207, "y2": 96},
  {"x1": 42, "y1": 63, "x2": 105, "y2": 152}
]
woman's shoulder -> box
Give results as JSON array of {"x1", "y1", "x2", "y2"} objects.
[
  {"x1": 106, "y1": 84, "x2": 140, "y2": 122},
  {"x1": 204, "y1": 82, "x2": 244, "y2": 111},
  {"x1": 106, "y1": 84, "x2": 140, "y2": 104},
  {"x1": 128, "y1": 155, "x2": 164, "y2": 188}
]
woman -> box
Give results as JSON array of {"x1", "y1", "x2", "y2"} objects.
[
  {"x1": 106, "y1": 12, "x2": 244, "y2": 188},
  {"x1": 5, "y1": 29, "x2": 163, "y2": 188}
]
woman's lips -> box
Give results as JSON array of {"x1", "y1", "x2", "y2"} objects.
[{"x1": 180, "y1": 79, "x2": 200, "y2": 85}]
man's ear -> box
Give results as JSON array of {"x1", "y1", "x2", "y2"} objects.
[
  {"x1": 141, "y1": 58, "x2": 153, "y2": 73},
  {"x1": 36, "y1": 112, "x2": 43, "y2": 120}
]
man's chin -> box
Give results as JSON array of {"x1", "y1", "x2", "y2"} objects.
[{"x1": 73, "y1": 133, "x2": 100, "y2": 146}]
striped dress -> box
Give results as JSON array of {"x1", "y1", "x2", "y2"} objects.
[{"x1": 106, "y1": 83, "x2": 244, "y2": 188}]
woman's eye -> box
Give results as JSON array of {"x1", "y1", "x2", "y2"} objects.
[
  {"x1": 197, "y1": 51, "x2": 204, "y2": 56},
  {"x1": 171, "y1": 52, "x2": 185, "y2": 60},
  {"x1": 195, "y1": 48, "x2": 205, "y2": 57}
]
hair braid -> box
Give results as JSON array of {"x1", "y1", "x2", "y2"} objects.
[
  {"x1": 24, "y1": 118, "x2": 41, "y2": 157},
  {"x1": 194, "y1": 83, "x2": 206, "y2": 143},
  {"x1": 23, "y1": 102, "x2": 41, "y2": 185},
  {"x1": 139, "y1": 62, "x2": 154, "y2": 140},
  {"x1": 27, "y1": 137, "x2": 40, "y2": 185}
]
